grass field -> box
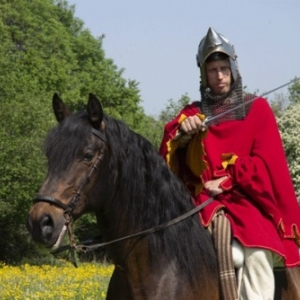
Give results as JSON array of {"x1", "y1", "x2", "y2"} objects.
[{"x1": 0, "y1": 262, "x2": 114, "y2": 299}]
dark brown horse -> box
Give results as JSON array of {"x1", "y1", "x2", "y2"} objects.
[{"x1": 27, "y1": 94, "x2": 300, "y2": 299}]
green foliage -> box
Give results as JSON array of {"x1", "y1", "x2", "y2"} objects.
[
  {"x1": 288, "y1": 77, "x2": 300, "y2": 105},
  {"x1": 268, "y1": 79, "x2": 300, "y2": 195},
  {"x1": 0, "y1": 90, "x2": 49, "y2": 262},
  {"x1": 270, "y1": 93, "x2": 289, "y2": 118},
  {"x1": 0, "y1": 0, "x2": 149, "y2": 263},
  {"x1": 142, "y1": 94, "x2": 191, "y2": 149},
  {"x1": 121, "y1": 94, "x2": 192, "y2": 150},
  {"x1": 268, "y1": 80, "x2": 300, "y2": 197},
  {"x1": 159, "y1": 94, "x2": 190, "y2": 124},
  {"x1": 277, "y1": 103, "x2": 300, "y2": 196}
]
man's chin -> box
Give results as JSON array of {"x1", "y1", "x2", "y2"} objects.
[{"x1": 214, "y1": 86, "x2": 230, "y2": 95}]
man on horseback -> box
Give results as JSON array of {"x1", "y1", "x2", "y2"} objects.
[{"x1": 159, "y1": 27, "x2": 300, "y2": 299}]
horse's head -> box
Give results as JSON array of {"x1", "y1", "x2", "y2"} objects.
[{"x1": 27, "y1": 93, "x2": 108, "y2": 251}]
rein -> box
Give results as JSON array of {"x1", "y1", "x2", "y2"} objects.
[
  {"x1": 33, "y1": 127, "x2": 214, "y2": 266},
  {"x1": 77, "y1": 196, "x2": 214, "y2": 251},
  {"x1": 56, "y1": 196, "x2": 214, "y2": 255}
]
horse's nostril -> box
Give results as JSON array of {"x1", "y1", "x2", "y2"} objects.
[
  {"x1": 40, "y1": 214, "x2": 53, "y2": 227},
  {"x1": 40, "y1": 215, "x2": 54, "y2": 239}
]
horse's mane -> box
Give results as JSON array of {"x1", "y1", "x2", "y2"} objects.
[
  {"x1": 45, "y1": 111, "x2": 216, "y2": 281},
  {"x1": 103, "y1": 114, "x2": 216, "y2": 279}
]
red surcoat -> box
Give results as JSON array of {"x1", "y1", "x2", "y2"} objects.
[{"x1": 159, "y1": 97, "x2": 300, "y2": 267}]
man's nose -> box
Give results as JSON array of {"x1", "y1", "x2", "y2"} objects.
[{"x1": 216, "y1": 69, "x2": 224, "y2": 78}]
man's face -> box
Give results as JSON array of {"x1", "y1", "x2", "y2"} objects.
[{"x1": 206, "y1": 59, "x2": 232, "y2": 95}]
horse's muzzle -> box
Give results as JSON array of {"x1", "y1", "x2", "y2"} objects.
[{"x1": 27, "y1": 206, "x2": 66, "y2": 249}]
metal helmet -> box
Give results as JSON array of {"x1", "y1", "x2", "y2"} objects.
[{"x1": 196, "y1": 27, "x2": 238, "y2": 88}]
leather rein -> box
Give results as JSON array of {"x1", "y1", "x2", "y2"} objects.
[{"x1": 33, "y1": 127, "x2": 214, "y2": 265}]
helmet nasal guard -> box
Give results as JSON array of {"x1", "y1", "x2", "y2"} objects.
[{"x1": 196, "y1": 27, "x2": 238, "y2": 89}]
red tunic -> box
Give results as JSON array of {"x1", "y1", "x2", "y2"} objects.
[{"x1": 159, "y1": 97, "x2": 300, "y2": 267}]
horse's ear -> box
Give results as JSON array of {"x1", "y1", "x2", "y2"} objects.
[
  {"x1": 87, "y1": 93, "x2": 104, "y2": 126},
  {"x1": 52, "y1": 93, "x2": 71, "y2": 123}
]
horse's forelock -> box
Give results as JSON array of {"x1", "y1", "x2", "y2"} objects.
[{"x1": 44, "y1": 112, "x2": 91, "y2": 173}]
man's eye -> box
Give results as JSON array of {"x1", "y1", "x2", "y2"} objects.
[
  {"x1": 221, "y1": 67, "x2": 230, "y2": 72},
  {"x1": 208, "y1": 69, "x2": 217, "y2": 73}
]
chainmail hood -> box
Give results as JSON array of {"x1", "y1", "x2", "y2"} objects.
[{"x1": 200, "y1": 73, "x2": 254, "y2": 125}]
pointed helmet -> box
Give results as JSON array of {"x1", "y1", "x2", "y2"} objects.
[{"x1": 196, "y1": 27, "x2": 238, "y2": 88}]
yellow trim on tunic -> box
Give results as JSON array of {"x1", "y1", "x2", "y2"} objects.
[
  {"x1": 165, "y1": 113, "x2": 208, "y2": 195},
  {"x1": 221, "y1": 153, "x2": 239, "y2": 169}
]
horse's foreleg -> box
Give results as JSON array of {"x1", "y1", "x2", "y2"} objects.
[{"x1": 106, "y1": 267, "x2": 133, "y2": 300}]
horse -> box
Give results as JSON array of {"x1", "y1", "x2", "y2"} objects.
[{"x1": 27, "y1": 94, "x2": 300, "y2": 299}]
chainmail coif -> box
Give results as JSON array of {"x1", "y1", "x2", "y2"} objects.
[{"x1": 200, "y1": 73, "x2": 254, "y2": 126}]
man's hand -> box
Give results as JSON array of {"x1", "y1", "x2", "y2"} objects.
[
  {"x1": 204, "y1": 176, "x2": 228, "y2": 196},
  {"x1": 180, "y1": 115, "x2": 206, "y2": 135}
]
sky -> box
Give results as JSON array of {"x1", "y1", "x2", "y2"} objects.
[{"x1": 67, "y1": 0, "x2": 300, "y2": 116}]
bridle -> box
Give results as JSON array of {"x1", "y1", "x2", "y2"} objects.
[
  {"x1": 33, "y1": 128, "x2": 107, "y2": 214},
  {"x1": 33, "y1": 127, "x2": 214, "y2": 267},
  {"x1": 33, "y1": 128, "x2": 107, "y2": 266}
]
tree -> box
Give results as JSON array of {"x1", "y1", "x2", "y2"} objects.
[
  {"x1": 158, "y1": 94, "x2": 191, "y2": 124},
  {"x1": 269, "y1": 93, "x2": 289, "y2": 118},
  {"x1": 0, "y1": 0, "x2": 147, "y2": 263},
  {"x1": 288, "y1": 77, "x2": 300, "y2": 105},
  {"x1": 277, "y1": 103, "x2": 300, "y2": 196},
  {"x1": 277, "y1": 78, "x2": 300, "y2": 196}
]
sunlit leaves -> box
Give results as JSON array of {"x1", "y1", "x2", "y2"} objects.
[{"x1": 278, "y1": 102, "x2": 300, "y2": 196}]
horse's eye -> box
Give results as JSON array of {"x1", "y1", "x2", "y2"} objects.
[{"x1": 84, "y1": 153, "x2": 94, "y2": 161}]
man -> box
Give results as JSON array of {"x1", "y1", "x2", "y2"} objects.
[{"x1": 159, "y1": 27, "x2": 300, "y2": 299}]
